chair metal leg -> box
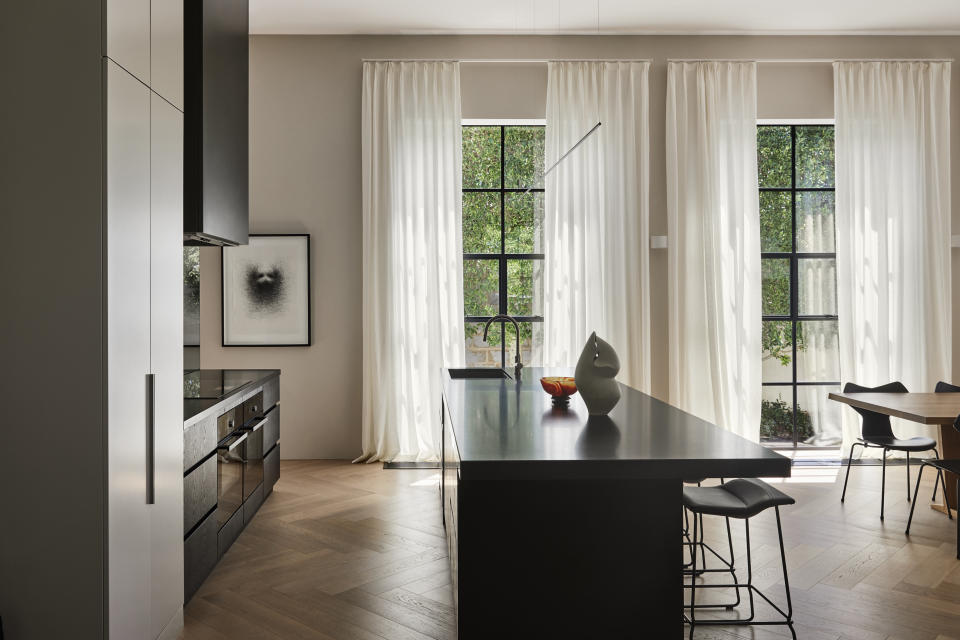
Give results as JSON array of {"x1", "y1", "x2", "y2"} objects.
[
  {"x1": 699, "y1": 513, "x2": 706, "y2": 572},
  {"x1": 841, "y1": 442, "x2": 861, "y2": 503},
  {"x1": 688, "y1": 513, "x2": 697, "y2": 640},
  {"x1": 943, "y1": 470, "x2": 953, "y2": 520},
  {"x1": 906, "y1": 452, "x2": 911, "y2": 502},
  {"x1": 881, "y1": 449, "x2": 887, "y2": 521},
  {"x1": 774, "y1": 507, "x2": 797, "y2": 640},
  {"x1": 724, "y1": 516, "x2": 740, "y2": 610},
  {"x1": 905, "y1": 463, "x2": 925, "y2": 534},
  {"x1": 932, "y1": 450, "x2": 941, "y2": 502},
  {"x1": 744, "y1": 519, "x2": 756, "y2": 622}
]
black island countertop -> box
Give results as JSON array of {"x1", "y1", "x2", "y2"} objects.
[
  {"x1": 443, "y1": 367, "x2": 791, "y2": 480},
  {"x1": 184, "y1": 369, "x2": 280, "y2": 424}
]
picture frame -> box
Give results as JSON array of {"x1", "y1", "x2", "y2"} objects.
[{"x1": 221, "y1": 234, "x2": 312, "y2": 347}]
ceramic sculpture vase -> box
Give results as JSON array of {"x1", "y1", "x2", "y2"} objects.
[{"x1": 574, "y1": 331, "x2": 621, "y2": 416}]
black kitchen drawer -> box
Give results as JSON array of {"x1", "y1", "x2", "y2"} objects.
[
  {"x1": 264, "y1": 444, "x2": 279, "y2": 495},
  {"x1": 242, "y1": 391, "x2": 264, "y2": 425},
  {"x1": 262, "y1": 405, "x2": 279, "y2": 454},
  {"x1": 184, "y1": 413, "x2": 216, "y2": 472},
  {"x1": 218, "y1": 507, "x2": 244, "y2": 560},
  {"x1": 262, "y1": 375, "x2": 279, "y2": 412},
  {"x1": 183, "y1": 455, "x2": 217, "y2": 536},
  {"x1": 243, "y1": 483, "x2": 264, "y2": 525},
  {"x1": 184, "y1": 511, "x2": 217, "y2": 603}
]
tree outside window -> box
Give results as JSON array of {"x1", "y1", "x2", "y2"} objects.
[{"x1": 461, "y1": 125, "x2": 544, "y2": 368}]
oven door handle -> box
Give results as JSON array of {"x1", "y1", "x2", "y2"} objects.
[
  {"x1": 218, "y1": 432, "x2": 248, "y2": 452},
  {"x1": 243, "y1": 417, "x2": 265, "y2": 433}
]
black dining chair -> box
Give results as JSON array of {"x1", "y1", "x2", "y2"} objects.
[
  {"x1": 840, "y1": 381, "x2": 940, "y2": 520},
  {"x1": 904, "y1": 381, "x2": 959, "y2": 558},
  {"x1": 905, "y1": 419, "x2": 957, "y2": 558}
]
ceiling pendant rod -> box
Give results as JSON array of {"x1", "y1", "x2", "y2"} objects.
[{"x1": 523, "y1": 121, "x2": 602, "y2": 195}]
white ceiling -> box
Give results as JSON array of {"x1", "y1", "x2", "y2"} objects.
[{"x1": 249, "y1": 0, "x2": 960, "y2": 35}]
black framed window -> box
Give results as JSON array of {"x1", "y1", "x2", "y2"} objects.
[
  {"x1": 462, "y1": 124, "x2": 545, "y2": 368},
  {"x1": 758, "y1": 124, "x2": 842, "y2": 448}
]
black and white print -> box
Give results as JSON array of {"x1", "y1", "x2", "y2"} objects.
[{"x1": 222, "y1": 234, "x2": 311, "y2": 346}]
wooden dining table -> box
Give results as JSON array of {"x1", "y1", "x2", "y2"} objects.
[{"x1": 829, "y1": 391, "x2": 960, "y2": 517}]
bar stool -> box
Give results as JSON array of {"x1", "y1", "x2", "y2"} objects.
[
  {"x1": 682, "y1": 478, "x2": 797, "y2": 640},
  {"x1": 682, "y1": 478, "x2": 736, "y2": 588}
]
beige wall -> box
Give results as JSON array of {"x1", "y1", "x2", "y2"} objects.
[{"x1": 201, "y1": 34, "x2": 960, "y2": 460}]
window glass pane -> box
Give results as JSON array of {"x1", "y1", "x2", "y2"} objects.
[
  {"x1": 796, "y1": 385, "x2": 842, "y2": 446},
  {"x1": 462, "y1": 126, "x2": 501, "y2": 189},
  {"x1": 463, "y1": 259, "x2": 499, "y2": 316},
  {"x1": 517, "y1": 322, "x2": 543, "y2": 367},
  {"x1": 760, "y1": 191, "x2": 792, "y2": 252},
  {"x1": 762, "y1": 320, "x2": 793, "y2": 382},
  {"x1": 504, "y1": 126, "x2": 545, "y2": 189},
  {"x1": 798, "y1": 258, "x2": 837, "y2": 316},
  {"x1": 796, "y1": 126, "x2": 835, "y2": 188},
  {"x1": 462, "y1": 192, "x2": 501, "y2": 254},
  {"x1": 761, "y1": 386, "x2": 794, "y2": 444},
  {"x1": 465, "y1": 321, "x2": 502, "y2": 367},
  {"x1": 796, "y1": 320, "x2": 840, "y2": 382},
  {"x1": 504, "y1": 192, "x2": 543, "y2": 254},
  {"x1": 796, "y1": 191, "x2": 835, "y2": 253},
  {"x1": 762, "y1": 259, "x2": 790, "y2": 316},
  {"x1": 464, "y1": 321, "x2": 543, "y2": 368},
  {"x1": 758, "y1": 126, "x2": 791, "y2": 188},
  {"x1": 506, "y1": 259, "x2": 543, "y2": 317}
]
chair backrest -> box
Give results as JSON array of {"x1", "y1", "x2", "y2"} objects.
[
  {"x1": 843, "y1": 381, "x2": 908, "y2": 440},
  {"x1": 936, "y1": 381, "x2": 960, "y2": 434}
]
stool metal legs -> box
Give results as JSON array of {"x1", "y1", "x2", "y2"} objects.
[{"x1": 683, "y1": 507, "x2": 796, "y2": 640}]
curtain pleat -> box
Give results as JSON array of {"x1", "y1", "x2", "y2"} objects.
[
  {"x1": 666, "y1": 61, "x2": 762, "y2": 441},
  {"x1": 359, "y1": 61, "x2": 466, "y2": 463},
  {"x1": 834, "y1": 61, "x2": 952, "y2": 456}
]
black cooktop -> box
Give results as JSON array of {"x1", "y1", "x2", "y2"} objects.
[{"x1": 183, "y1": 369, "x2": 253, "y2": 400}]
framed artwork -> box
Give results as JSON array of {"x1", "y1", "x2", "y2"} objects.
[{"x1": 222, "y1": 234, "x2": 311, "y2": 346}]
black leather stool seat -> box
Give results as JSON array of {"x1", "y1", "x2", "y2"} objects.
[{"x1": 683, "y1": 478, "x2": 795, "y2": 519}]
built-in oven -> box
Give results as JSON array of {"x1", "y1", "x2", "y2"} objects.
[
  {"x1": 215, "y1": 431, "x2": 247, "y2": 529},
  {"x1": 241, "y1": 418, "x2": 264, "y2": 500},
  {"x1": 217, "y1": 406, "x2": 240, "y2": 442}
]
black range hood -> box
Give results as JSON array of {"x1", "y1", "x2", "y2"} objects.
[{"x1": 183, "y1": 0, "x2": 249, "y2": 247}]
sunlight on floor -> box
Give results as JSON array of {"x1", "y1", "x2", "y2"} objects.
[{"x1": 410, "y1": 473, "x2": 441, "y2": 487}]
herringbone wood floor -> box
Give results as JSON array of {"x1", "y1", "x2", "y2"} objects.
[{"x1": 181, "y1": 460, "x2": 960, "y2": 639}]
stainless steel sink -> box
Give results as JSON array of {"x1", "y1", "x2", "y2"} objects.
[{"x1": 447, "y1": 368, "x2": 513, "y2": 380}]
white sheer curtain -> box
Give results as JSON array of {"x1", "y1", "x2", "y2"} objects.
[
  {"x1": 666, "y1": 61, "x2": 762, "y2": 441},
  {"x1": 359, "y1": 61, "x2": 466, "y2": 462},
  {"x1": 543, "y1": 61, "x2": 651, "y2": 392},
  {"x1": 834, "y1": 61, "x2": 952, "y2": 455}
]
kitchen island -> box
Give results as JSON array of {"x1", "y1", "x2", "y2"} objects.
[{"x1": 441, "y1": 367, "x2": 790, "y2": 638}]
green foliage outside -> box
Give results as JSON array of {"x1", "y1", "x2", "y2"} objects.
[
  {"x1": 462, "y1": 126, "x2": 544, "y2": 348},
  {"x1": 760, "y1": 395, "x2": 814, "y2": 441}
]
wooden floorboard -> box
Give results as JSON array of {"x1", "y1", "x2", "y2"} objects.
[{"x1": 181, "y1": 459, "x2": 960, "y2": 639}]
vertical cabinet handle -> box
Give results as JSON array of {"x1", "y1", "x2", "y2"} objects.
[{"x1": 146, "y1": 373, "x2": 156, "y2": 505}]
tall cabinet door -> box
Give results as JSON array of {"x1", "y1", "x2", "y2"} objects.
[
  {"x1": 150, "y1": 92, "x2": 185, "y2": 639},
  {"x1": 105, "y1": 0, "x2": 150, "y2": 84},
  {"x1": 151, "y1": 0, "x2": 184, "y2": 109},
  {"x1": 105, "y1": 59, "x2": 152, "y2": 640}
]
